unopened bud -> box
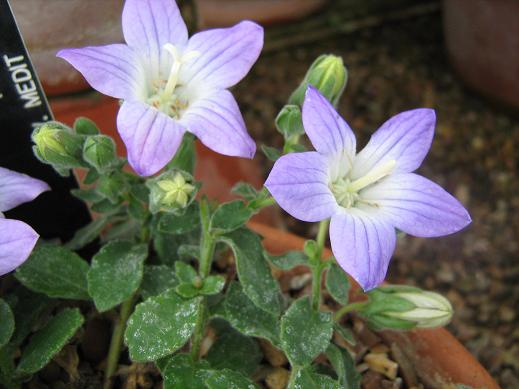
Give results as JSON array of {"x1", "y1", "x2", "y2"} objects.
[
  {"x1": 289, "y1": 54, "x2": 348, "y2": 107},
  {"x1": 275, "y1": 105, "x2": 304, "y2": 141},
  {"x1": 83, "y1": 135, "x2": 117, "y2": 173},
  {"x1": 32, "y1": 122, "x2": 85, "y2": 171},
  {"x1": 359, "y1": 285, "x2": 453, "y2": 330},
  {"x1": 146, "y1": 171, "x2": 197, "y2": 214}
]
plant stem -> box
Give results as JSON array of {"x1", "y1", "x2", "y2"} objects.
[
  {"x1": 310, "y1": 219, "x2": 330, "y2": 311},
  {"x1": 190, "y1": 300, "x2": 206, "y2": 361},
  {"x1": 103, "y1": 293, "x2": 138, "y2": 389},
  {"x1": 333, "y1": 301, "x2": 369, "y2": 321}
]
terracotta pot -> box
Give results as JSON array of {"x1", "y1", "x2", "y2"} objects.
[
  {"x1": 195, "y1": 0, "x2": 327, "y2": 28},
  {"x1": 443, "y1": 0, "x2": 519, "y2": 110},
  {"x1": 249, "y1": 222, "x2": 500, "y2": 389}
]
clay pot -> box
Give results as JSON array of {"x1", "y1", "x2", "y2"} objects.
[
  {"x1": 443, "y1": 0, "x2": 519, "y2": 110},
  {"x1": 249, "y1": 222, "x2": 500, "y2": 389}
]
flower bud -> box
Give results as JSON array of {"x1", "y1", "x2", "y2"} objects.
[
  {"x1": 146, "y1": 171, "x2": 197, "y2": 214},
  {"x1": 275, "y1": 104, "x2": 304, "y2": 141},
  {"x1": 289, "y1": 54, "x2": 348, "y2": 107},
  {"x1": 32, "y1": 122, "x2": 85, "y2": 171},
  {"x1": 359, "y1": 285, "x2": 453, "y2": 331},
  {"x1": 83, "y1": 135, "x2": 117, "y2": 173}
]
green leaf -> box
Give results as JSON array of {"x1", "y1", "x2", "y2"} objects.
[
  {"x1": 289, "y1": 366, "x2": 341, "y2": 389},
  {"x1": 15, "y1": 244, "x2": 90, "y2": 300},
  {"x1": 220, "y1": 229, "x2": 281, "y2": 315},
  {"x1": 70, "y1": 188, "x2": 104, "y2": 203},
  {"x1": 125, "y1": 291, "x2": 201, "y2": 361},
  {"x1": 275, "y1": 104, "x2": 305, "y2": 139},
  {"x1": 200, "y1": 275, "x2": 225, "y2": 296},
  {"x1": 326, "y1": 344, "x2": 360, "y2": 389},
  {"x1": 83, "y1": 168, "x2": 99, "y2": 184},
  {"x1": 16, "y1": 308, "x2": 84, "y2": 375},
  {"x1": 210, "y1": 201, "x2": 253, "y2": 234},
  {"x1": 88, "y1": 241, "x2": 148, "y2": 312},
  {"x1": 73, "y1": 117, "x2": 99, "y2": 135},
  {"x1": 154, "y1": 232, "x2": 182, "y2": 266},
  {"x1": 280, "y1": 297, "x2": 333, "y2": 366},
  {"x1": 65, "y1": 216, "x2": 109, "y2": 250},
  {"x1": 326, "y1": 263, "x2": 351, "y2": 305},
  {"x1": 334, "y1": 323, "x2": 356, "y2": 346},
  {"x1": 205, "y1": 368, "x2": 258, "y2": 389},
  {"x1": 141, "y1": 265, "x2": 178, "y2": 300},
  {"x1": 158, "y1": 202, "x2": 200, "y2": 235},
  {"x1": 167, "y1": 133, "x2": 196, "y2": 174},
  {"x1": 175, "y1": 261, "x2": 198, "y2": 283},
  {"x1": 178, "y1": 244, "x2": 199, "y2": 260},
  {"x1": 261, "y1": 145, "x2": 282, "y2": 162},
  {"x1": 175, "y1": 283, "x2": 200, "y2": 299},
  {"x1": 265, "y1": 251, "x2": 308, "y2": 270},
  {"x1": 160, "y1": 353, "x2": 210, "y2": 389},
  {"x1": 0, "y1": 299, "x2": 14, "y2": 348},
  {"x1": 231, "y1": 182, "x2": 258, "y2": 201},
  {"x1": 206, "y1": 328, "x2": 262, "y2": 375},
  {"x1": 222, "y1": 283, "x2": 280, "y2": 345}
]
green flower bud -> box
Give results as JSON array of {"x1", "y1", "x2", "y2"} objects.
[
  {"x1": 83, "y1": 135, "x2": 117, "y2": 173},
  {"x1": 32, "y1": 122, "x2": 85, "y2": 171},
  {"x1": 275, "y1": 104, "x2": 304, "y2": 141},
  {"x1": 146, "y1": 170, "x2": 197, "y2": 214},
  {"x1": 289, "y1": 54, "x2": 348, "y2": 107},
  {"x1": 359, "y1": 285, "x2": 453, "y2": 331}
]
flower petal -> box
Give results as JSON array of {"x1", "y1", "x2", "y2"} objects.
[
  {"x1": 302, "y1": 85, "x2": 356, "y2": 158},
  {"x1": 265, "y1": 152, "x2": 338, "y2": 222},
  {"x1": 57, "y1": 44, "x2": 143, "y2": 100},
  {"x1": 330, "y1": 210, "x2": 396, "y2": 291},
  {"x1": 0, "y1": 219, "x2": 39, "y2": 275},
  {"x1": 361, "y1": 173, "x2": 471, "y2": 237},
  {"x1": 351, "y1": 109, "x2": 435, "y2": 178},
  {"x1": 0, "y1": 168, "x2": 49, "y2": 212},
  {"x1": 117, "y1": 101, "x2": 185, "y2": 176},
  {"x1": 182, "y1": 21, "x2": 263, "y2": 90},
  {"x1": 181, "y1": 89, "x2": 255, "y2": 158},
  {"x1": 122, "y1": 0, "x2": 188, "y2": 74}
]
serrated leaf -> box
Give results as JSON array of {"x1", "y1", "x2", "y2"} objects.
[
  {"x1": 210, "y1": 201, "x2": 253, "y2": 234},
  {"x1": 265, "y1": 251, "x2": 308, "y2": 270},
  {"x1": 65, "y1": 216, "x2": 109, "y2": 250},
  {"x1": 261, "y1": 145, "x2": 281, "y2": 162},
  {"x1": 160, "y1": 353, "x2": 210, "y2": 389},
  {"x1": 141, "y1": 265, "x2": 178, "y2": 300},
  {"x1": 206, "y1": 328, "x2": 262, "y2": 375},
  {"x1": 231, "y1": 182, "x2": 258, "y2": 201},
  {"x1": 223, "y1": 283, "x2": 279, "y2": 345},
  {"x1": 157, "y1": 203, "x2": 200, "y2": 235},
  {"x1": 200, "y1": 275, "x2": 225, "y2": 296},
  {"x1": 0, "y1": 299, "x2": 14, "y2": 348},
  {"x1": 205, "y1": 368, "x2": 258, "y2": 389},
  {"x1": 125, "y1": 291, "x2": 201, "y2": 361},
  {"x1": 88, "y1": 241, "x2": 148, "y2": 312},
  {"x1": 326, "y1": 344, "x2": 360, "y2": 389},
  {"x1": 15, "y1": 245, "x2": 90, "y2": 300},
  {"x1": 16, "y1": 308, "x2": 84, "y2": 375},
  {"x1": 220, "y1": 229, "x2": 281, "y2": 315},
  {"x1": 326, "y1": 263, "x2": 351, "y2": 305},
  {"x1": 280, "y1": 297, "x2": 333, "y2": 366},
  {"x1": 290, "y1": 366, "x2": 341, "y2": 389}
]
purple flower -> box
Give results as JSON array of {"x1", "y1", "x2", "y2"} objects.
[
  {"x1": 57, "y1": 0, "x2": 263, "y2": 176},
  {"x1": 0, "y1": 168, "x2": 49, "y2": 275},
  {"x1": 265, "y1": 86, "x2": 471, "y2": 291}
]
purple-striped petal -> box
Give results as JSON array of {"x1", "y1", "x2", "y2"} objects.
[
  {"x1": 330, "y1": 210, "x2": 396, "y2": 291},
  {"x1": 0, "y1": 219, "x2": 39, "y2": 275},
  {"x1": 351, "y1": 109, "x2": 435, "y2": 179},
  {"x1": 265, "y1": 152, "x2": 338, "y2": 222},
  {"x1": 57, "y1": 44, "x2": 143, "y2": 100},
  {"x1": 117, "y1": 101, "x2": 185, "y2": 176},
  {"x1": 181, "y1": 89, "x2": 255, "y2": 158},
  {"x1": 0, "y1": 168, "x2": 49, "y2": 212},
  {"x1": 302, "y1": 85, "x2": 356, "y2": 158},
  {"x1": 361, "y1": 173, "x2": 471, "y2": 237},
  {"x1": 181, "y1": 21, "x2": 263, "y2": 90}
]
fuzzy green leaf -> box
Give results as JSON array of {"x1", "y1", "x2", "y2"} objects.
[
  {"x1": 334, "y1": 323, "x2": 356, "y2": 346},
  {"x1": 88, "y1": 241, "x2": 147, "y2": 312},
  {"x1": 261, "y1": 145, "x2": 282, "y2": 162},
  {"x1": 65, "y1": 216, "x2": 109, "y2": 250},
  {"x1": 210, "y1": 201, "x2": 253, "y2": 234},
  {"x1": 141, "y1": 265, "x2": 178, "y2": 300},
  {"x1": 325, "y1": 263, "x2": 351, "y2": 305},
  {"x1": 201, "y1": 275, "x2": 226, "y2": 296},
  {"x1": 265, "y1": 251, "x2": 309, "y2": 270},
  {"x1": 16, "y1": 308, "x2": 84, "y2": 375},
  {"x1": 125, "y1": 291, "x2": 201, "y2": 361},
  {"x1": 157, "y1": 203, "x2": 200, "y2": 235},
  {"x1": 326, "y1": 344, "x2": 360, "y2": 389},
  {"x1": 0, "y1": 299, "x2": 14, "y2": 348},
  {"x1": 160, "y1": 353, "x2": 210, "y2": 389},
  {"x1": 175, "y1": 261, "x2": 198, "y2": 283},
  {"x1": 280, "y1": 297, "x2": 333, "y2": 367},
  {"x1": 15, "y1": 244, "x2": 90, "y2": 300},
  {"x1": 289, "y1": 366, "x2": 341, "y2": 389},
  {"x1": 205, "y1": 368, "x2": 258, "y2": 389},
  {"x1": 231, "y1": 182, "x2": 258, "y2": 201}
]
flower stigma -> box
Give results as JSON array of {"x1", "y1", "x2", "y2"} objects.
[{"x1": 331, "y1": 159, "x2": 396, "y2": 208}]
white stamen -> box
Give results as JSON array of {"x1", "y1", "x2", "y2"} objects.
[
  {"x1": 162, "y1": 43, "x2": 200, "y2": 97},
  {"x1": 349, "y1": 159, "x2": 396, "y2": 192}
]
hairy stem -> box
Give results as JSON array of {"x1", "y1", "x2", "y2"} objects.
[{"x1": 310, "y1": 219, "x2": 330, "y2": 311}]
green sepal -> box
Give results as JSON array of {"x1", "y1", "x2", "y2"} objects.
[{"x1": 73, "y1": 117, "x2": 100, "y2": 135}]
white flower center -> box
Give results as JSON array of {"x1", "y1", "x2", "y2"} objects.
[
  {"x1": 331, "y1": 159, "x2": 396, "y2": 208},
  {"x1": 146, "y1": 44, "x2": 200, "y2": 119}
]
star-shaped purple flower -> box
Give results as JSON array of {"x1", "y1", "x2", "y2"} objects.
[
  {"x1": 57, "y1": 0, "x2": 263, "y2": 176},
  {"x1": 265, "y1": 86, "x2": 471, "y2": 291},
  {"x1": 0, "y1": 167, "x2": 49, "y2": 275}
]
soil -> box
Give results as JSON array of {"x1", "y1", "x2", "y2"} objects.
[{"x1": 233, "y1": 5, "x2": 519, "y2": 389}]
